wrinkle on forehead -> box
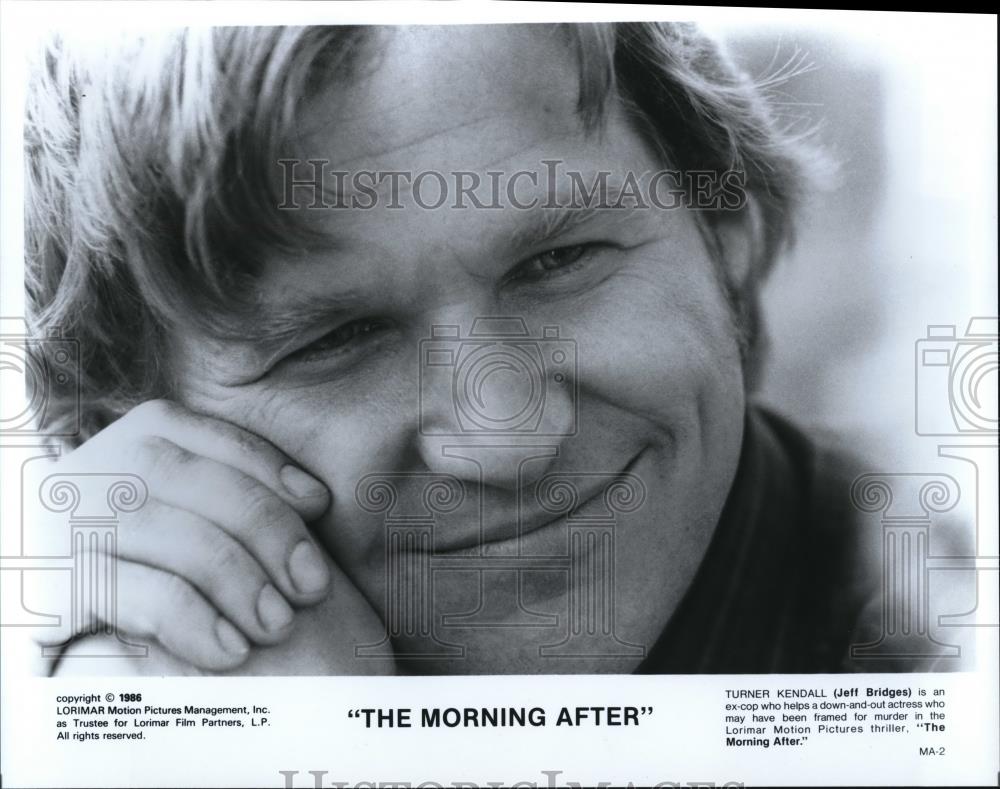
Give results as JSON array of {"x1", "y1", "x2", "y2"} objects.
[{"x1": 284, "y1": 24, "x2": 590, "y2": 173}]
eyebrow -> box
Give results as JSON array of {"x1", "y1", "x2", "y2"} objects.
[
  {"x1": 223, "y1": 290, "x2": 363, "y2": 356},
  {"x1": 225, "y1": 184, "x2": 643, "y2": 351},
  {"x1": 507, "y1": 185, "x2": 631, "y2": 254}
]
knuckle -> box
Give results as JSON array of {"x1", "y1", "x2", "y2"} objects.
[
  {"x1": 130, "y1": 608, "x2": 157, "y2": 640},
  {"x1": 129, "y1": 434, "x2": 168, "y2": 468},
  {"x1": 203, "y1": 533, "x2": 250, "y2": 580},
  {"x1": 112, "y1": 567, "x2": 156, "y2": 638},
  {"x1": 195, "y1": 538, "x2": 269, "y2": 617},
  {"x1": 163, "y1": 573, "x2": 202, "y2": 618},
  {"x1": 226, "y1": 427, "x2": 285, "y2": 476},
  {"x1": 238, "y1": 486, "x2": 304, "y2": 547},
  {"x1": 115, "y1": 505, "x2": 146, "y2": 535},
  {"x1": 121, "y1": 591, "x2": 156, "y2": 639},
  {"x1": 228, "y1": 425, "x2": 265, "y2": 456},
  {"x1": 238, "y1": 480, "x2": 287, "y2": 527},
  {"x1": 140, "y1": 437, "x2": 195, "y2": 479}
]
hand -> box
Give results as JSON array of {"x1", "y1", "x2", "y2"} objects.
[
  {"x1": 54, "y1": 547, "x2": 395, "y2": 676},
  {"x1": 33, "y1": 399, "x2": 340, "y2": 671}
]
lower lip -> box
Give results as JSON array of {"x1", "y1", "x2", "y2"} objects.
[{"x1": 430, "y1": 448, "x2": 647, "y2": 558}]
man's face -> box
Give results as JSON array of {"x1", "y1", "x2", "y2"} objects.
[{"x1": 174, "y1": 25, "x2": 746, "y2": 673}]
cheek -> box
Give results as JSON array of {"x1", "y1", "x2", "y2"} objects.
[
  {"x1": 258, "y1": 389, "x2": 415, "y2": 571},
  {"x1": 571, "y1": 248, "x2": 746, "y2": 438},
  {"x1": 177, "y1": 375, "x2": 409, "y2": 579},
  {"x1": 553, "y1": 247, "x2": 747, "y2": 643}
]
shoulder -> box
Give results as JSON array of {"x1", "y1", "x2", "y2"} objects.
[
  {"x1": 754, "y1": 407, "x2": 970, "y2": 673},
  {"x1": 750, "y1": 408, "x2": 881, "y2": 670}
]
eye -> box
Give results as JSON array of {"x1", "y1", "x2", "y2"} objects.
[
  {"x1": 284, "y1": 318, "x2": 390, "y2": 365},
  {"x1": 505, "y1": 244, "x2": 594, "y2": 284}
]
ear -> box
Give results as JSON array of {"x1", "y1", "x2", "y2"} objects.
[
  {"x1": 713, "y1": 199, "x2": 763, "y2": 294},
  {"x1": 712, "y1": 200, "x2": 769, "y2": 390}
]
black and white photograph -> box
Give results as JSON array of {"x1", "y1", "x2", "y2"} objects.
[{"x1": 0, "y1": 3, "x2": 997, "y2": 787}]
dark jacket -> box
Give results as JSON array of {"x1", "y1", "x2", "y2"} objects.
[{"x1": 636, "y1": 407, "x2": 969, "y2": 673}]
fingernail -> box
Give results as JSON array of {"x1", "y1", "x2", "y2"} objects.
[
  {"x1": 288, "y1": 540, "x2": 330, "y2": 595},
  {"x1": 257, "y1": 584, "x2": 294, "y2": 631},
  {"x1": 215, "y1": 618, "x2": 249, "y2": 656},
  {"x1": 280, "y1": 465, "x2": 327, "y2": 499}
]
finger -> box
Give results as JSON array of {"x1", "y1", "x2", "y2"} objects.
[
  {"x1": 127, "y1": 438, "x2": 331, "y2": 604},
  {"x1": 41, "y1": 558, "x2": 251, "y2": 671},
  {"x1": 126, "y1": 399, "x2": 330, "y2": 521},
  {"x1": 54, "y1": 636, "x2": 206, "y2": 677},
  {"x1": 114, "y1": 500, "x2": 295, "y2": 644}
]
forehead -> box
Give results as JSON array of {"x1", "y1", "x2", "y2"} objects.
[
  {"x1": 287, "y1": 25, "x2": 591, "y2": 173},
  {"x1": 227, "y1": 24, "x2": 666, "y2": 339},
  {"x1": 251, "y1": 24, "x2": 660, "y2": 287},
  {"x1": 177, "y1": 25, "x2": 687, "y2": 377}
]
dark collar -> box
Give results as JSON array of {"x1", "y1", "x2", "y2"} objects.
[{"x1": 635, "y1": 406, "x2": 813, "y2": 673}]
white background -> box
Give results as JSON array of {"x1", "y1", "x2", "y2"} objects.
[{"x1": 1, "y1": 4, "x2": 997, "y2": 788}]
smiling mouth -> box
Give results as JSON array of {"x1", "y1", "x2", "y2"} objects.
[{"x1": 427, "y1": 448, "x2": 647, "y2": 556}]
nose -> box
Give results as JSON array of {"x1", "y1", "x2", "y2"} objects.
[{"x1": 414, "y1": 317, "x2": 575, "y2": 490}]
